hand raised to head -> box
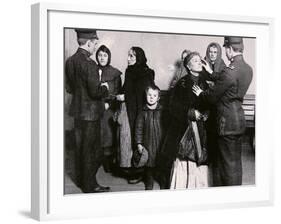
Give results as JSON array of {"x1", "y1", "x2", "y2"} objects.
[{"x1": 201, "y1": 59, "x2": 213, "y2": 74}]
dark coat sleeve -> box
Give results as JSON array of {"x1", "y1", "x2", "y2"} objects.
[
  {"x1": 208, "y1": 71, "x2": 222, "y2": 81},
  {"x1": 187, "y1": 108, "x2": 197, "y2": 121},
  {"x1": 113, "y1": 75, "x2": 122, "y2": 95},
  {"x1": 219, "y1": 60, "x2": 227, "y2": 73},
  {"x1": 108, "y1": 75, "x2": 122, "y2": 108},
  {"x1": 199, "y1": 69, "x2": 234, "y2": 105},
  {"x1": 86, "y1": 61, "x2": 109, "y2": 99},
  {"x1": 136, "y1": 69, "x2": 155, "y2": 112},
  {"x1": 200, "y1": 69, "x2": 221, "y2": 82},
  {"x1": 169, "y1": 79, "x2": 191, "y2": 124},
  {"x1": 135, "y1": 112, "x2": 144, "y2": 145},
  {"x1": 120, "y1": 70, "x2": 129, "y2": 95},
  {"x1": 87, "y1": 82, "x2": 108, "y2": 100},
  {"x1": 65, "y1": 58, "x2": 74, "y2": 94}
]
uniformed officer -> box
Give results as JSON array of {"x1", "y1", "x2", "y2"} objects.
[
  {"x1": 192, "y1": 36, "x2": 253, "y2": 186},
  {"x1": 65, "y1": 28, "x2": 110, "y2": 193}
]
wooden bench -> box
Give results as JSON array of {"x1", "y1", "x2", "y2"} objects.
[
  {"x1": 242, "y1": 94, "x2": 255, "y2": 128},
  {"x1": 242, "y1": 94, "x2": 255, "y2": 150}
]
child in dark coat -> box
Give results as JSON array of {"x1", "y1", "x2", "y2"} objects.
[{"x1": 135, "y1": 85, "x2": 163, "y2": 190}]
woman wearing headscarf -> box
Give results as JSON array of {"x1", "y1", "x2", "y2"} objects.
[
  {"x1": 159, "y1": 51, "x2": 209, "y2": 189},
  {"x1": 116, "y1": 46, "x2": 155, "y2": 183},
  {"x1": 204, "y1": 42, "x2": 226, "y2": 185},
  {"x1": 205, "y1": 42, "x2": 226, "y2": 74},
  {"x1": 96, "y1": 45, "x2": 122, "y2": 173}
]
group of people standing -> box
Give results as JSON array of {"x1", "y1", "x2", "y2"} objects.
[{"x1": 65, "y1": 28, "x2": 253, "y2": 193}]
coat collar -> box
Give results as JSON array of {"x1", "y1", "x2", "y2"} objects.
[
  {"x1": 180, "y1": 72, "x2": 205, "y2": 86},
  {"x1": 98, "y1": 65, "x2": 122, "y2": 81},
  {"x1": 143, "y1": 103, "x2": 162, "y2": 111},
  {"x1": 77, "y1": 47, "x2": 91, "y2": 58},
  {"x1": 231, "y1": 54, "x2": 243, "y2": 63}
]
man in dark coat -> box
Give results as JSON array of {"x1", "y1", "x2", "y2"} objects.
[
  {"x1": 65, "y1": 29, "x2": 110, "y2": 193},
  {"x1": 193, "y1": 37, "x2": 253, "y2": 186}
]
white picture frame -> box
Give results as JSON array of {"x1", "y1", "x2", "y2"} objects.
[{"x1": 31, "y1": 2, "x2": 274, "y2": 221}]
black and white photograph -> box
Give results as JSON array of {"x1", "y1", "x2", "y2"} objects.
[
  {"x1": 64, "y1": 28, "x2": 256, "y2": 194},
  {"x1": 2, "y1": 0, "x2": 281, "y2": 223}
]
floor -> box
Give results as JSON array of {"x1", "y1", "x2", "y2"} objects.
[{"x1": 64, "y1": 134, "x2": 255, "y2": 194}]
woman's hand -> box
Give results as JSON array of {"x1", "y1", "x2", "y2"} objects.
[
  {"x1": 201, "y1": 112, "x2": 209, "y2": 121},
  {"x1": 206, "y1": 80, "x2": 215, "y2": 89},
  {"x1": 194, "y1": 110, "x2": 202, "y2": 121},
  {"x1": 192, "y1": 85, "x2": 203, "y2": 96},
  {"x1": 201, "y1": 59, "x2": 213, "y2": 74},
  {"x1": 101, "y1": 82, "x2": 109, "y2": 89},
  {"x1": 104, "y1": 103, "x2": 110, "y2": 110},
  {"x1": 116, "y1": 94, "x2": 125, "y2": 101},
  {"x1": 137, "y1": 144, "x2": 144, "y2": 153}
]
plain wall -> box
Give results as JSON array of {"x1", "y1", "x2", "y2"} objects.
[{"x1": 65, "y1": 29, "x2": 256, "y2": 93}]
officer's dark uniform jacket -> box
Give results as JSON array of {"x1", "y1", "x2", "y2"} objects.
[
  {"x1": 65, "y1": 48, "x2": 108, "y2": 121},
  {"x1": 199, "y1": 55, "x2": 253, "y2": 136}
]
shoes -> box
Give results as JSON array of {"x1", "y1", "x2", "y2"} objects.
[
  {"x1": 128, "y1": 177, "x2": 143, "y2": 184},
  {"x1": 92, "y1": 185, "x2": 110, "y2": 193}
]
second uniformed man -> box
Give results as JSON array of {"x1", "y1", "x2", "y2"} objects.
[{"x1": 192, "y1": 36, "x2": 253, "y2": 186}]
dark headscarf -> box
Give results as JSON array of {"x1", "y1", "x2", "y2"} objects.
[
  {"x1": 95, "y1": 44, "x2": 121, "y2": 83},
  {"x1": 130, "y1": 46, "x2": 148, "y2": 67},
  {"x1": 205, "y1": 42, "x2": 226, "y2": 73},
  {"x1": 96, "y1": 44, "x2": 111, "y2": 66}
]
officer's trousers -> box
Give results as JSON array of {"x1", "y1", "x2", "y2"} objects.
[
  {"x1": 74, "y1": 119, "x2": 104, "y2": 193},
  {"x1": 213, "y1": 135, "x2": 243, "y2": 186}
]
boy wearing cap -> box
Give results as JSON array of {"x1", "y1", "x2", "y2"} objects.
[
  {"x1": 192, "y1": 36, "x2": 253, "y2": 186},
  {"x1": 65, "y1": 28, "x2": 110, "y2": 193},
  {"x1": 135, "y1": 85, "x2": 163, "y2": 190}
]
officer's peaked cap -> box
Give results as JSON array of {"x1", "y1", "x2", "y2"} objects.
[
  {"x1": 75, "y1": 28, "x2": 99, "y2": 40},
  {"x1": 223, "y1": 36, "x2": 243, "y2": 49}
]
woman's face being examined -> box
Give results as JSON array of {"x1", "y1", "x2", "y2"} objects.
[
  {"x1": 97, "y1": 50, "x2": 109, "y2": 67},
  {"x1": 187, "y1": 55, "x2": 203, "y2": 73},
  {"x1": 128, "y1": 49, "x2": 136, "y2": 66}
]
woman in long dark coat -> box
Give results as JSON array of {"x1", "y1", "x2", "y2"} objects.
[
  {"x1": 96, "y1": 45, "x2": 122, "y2": 172},
  {"x1": 116, "y1": 46, "x2": 155, "y2": 182},
  {"x1": 159, "y1": 51, "x2": 209, "y2": 189}
]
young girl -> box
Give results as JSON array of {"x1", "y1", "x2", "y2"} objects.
[
  {"x1": 96, "y1": 45, "x2": 122, "y2": 172},
  {"x1": 135, "y1": 85, "x2": 163, "y2": 190}
]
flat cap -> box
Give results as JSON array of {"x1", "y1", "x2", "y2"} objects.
[
  {"x1": 223, "y1": 36, "x2": 243, "y2": 49},
  {"x1": 75, "y1": 28, "x2": 99, "y2": 40}
]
